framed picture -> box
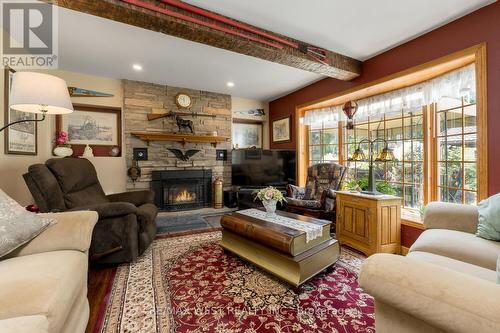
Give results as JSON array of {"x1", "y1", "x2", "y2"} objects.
[
  {"x1": 272, "y1": 116, "x2": 291, "y2": 143},
  {"x1": 233, "y1": 108, "x2": 265, "y2": 120},
  {"x1": 4, "y1": 67, "x2": 38, "y2": 155},
  {"x1": 56, "y1": 104, "x2": 122, "y2": 157},
  {"x1": 232, "y1": 119, "x2": 263, "y2": 149}
]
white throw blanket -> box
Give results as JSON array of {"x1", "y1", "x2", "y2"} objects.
[{"x1": 237, "y1": 209, "x2": 323, "y2": 243}]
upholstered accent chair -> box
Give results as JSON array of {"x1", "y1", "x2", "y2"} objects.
[
  {"x1": 286, "y1": 163, "x2": 347, "y2": 220},
  {"x1": 23, "y1": 158, "x2": 158, "y2": 264}
]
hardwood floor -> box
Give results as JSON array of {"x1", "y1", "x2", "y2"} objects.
[{"x1": 86, "y1": 266, "x2": 116, "y2": 333}]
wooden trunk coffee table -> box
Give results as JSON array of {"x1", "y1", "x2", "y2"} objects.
[{"x1": 220, "y1": 209, "x2": 340, "y2": 287}]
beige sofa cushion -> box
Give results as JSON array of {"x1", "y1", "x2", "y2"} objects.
[
  {"x1": 5, "y1": 211, "x2": 98, "y2": 259},
  {"x1": 0, "y1": 250, "x2": 87, "y2": 333},
  {"x1": 410, "y1": 229, "x2": 500, "y2": 270},
  {"x1": 0, "y1": 315, "x2": 49, "y2": 333},
  {"x1": 360, "y1": 254, "x2": 500, "y2": 333},
  {"x1": 408, "y1": 251, "x2": 497, "y2": 282}
]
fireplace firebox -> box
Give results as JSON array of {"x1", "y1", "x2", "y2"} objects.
[{"x1": 151, "y1": 170, "x2": 212, "y2": 211}]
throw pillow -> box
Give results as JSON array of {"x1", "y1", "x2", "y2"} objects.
[
  {"x1": 497, "y1": 255, "x2": 500, "y2": 284},
  {"x1": 303, "y1": 179, "x2": 317, "y2": 200},
  {"x1": 0, "y1": 189, "x2": 54, "y2": 258},
  {"x1": 476, "y1": 193, "x2": 500, "y2": 241}
]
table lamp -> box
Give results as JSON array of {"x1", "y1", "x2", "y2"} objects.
[
  {"x1": 0, "y1": 72, "x2": 73, "y2": 133},
  {"x1": 349, "y1": 138, "x2": 394, "y2": 195}
]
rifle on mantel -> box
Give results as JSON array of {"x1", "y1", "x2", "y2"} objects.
[
  {"x1": 147, "y1": 112, "x2": 173, "y2": 121},
  {"x1": 147, "y1": 111, "x2": 223, "y2": 121}
]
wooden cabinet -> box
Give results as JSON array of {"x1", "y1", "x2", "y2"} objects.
[{"x1": 336, "y1": 191, "x2": 401, "y2": 256}]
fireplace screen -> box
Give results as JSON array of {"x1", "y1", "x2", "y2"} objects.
[{"x1": 151, "y1": 170, "x2": 212, "y2": 211}]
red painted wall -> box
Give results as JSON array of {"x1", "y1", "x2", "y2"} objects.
[
  {"x1": 401, "y1": 225, "x2": 424, "y2": 248},
  {"x1": 270, "y1": 1, "x2": 500, "y2": 196}
]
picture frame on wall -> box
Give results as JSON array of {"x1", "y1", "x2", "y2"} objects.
[
  {"x1": 56, "y1": 104, "x2": 122, "y2": 157},
  {"x1": 272, "y1": 116, "x2": 291, "y2": 143},
  {"x1": 232, "y1": 119, "x2": 263, "y2": 149},
  {"x1": 4, "y1": 67, "x2": 38, "y2": 155}
]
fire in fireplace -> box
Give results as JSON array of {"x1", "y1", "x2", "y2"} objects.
[
  {"x1": 175, "y1": 189, "x2": 196, "y2": 203},
  {"x1": 151, "y1": 170, "x2": 212, "y2": 211}
]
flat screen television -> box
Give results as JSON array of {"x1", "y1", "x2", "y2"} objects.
[{"x1": 231, "y1": 149, "x2": 296, "y2": 188}]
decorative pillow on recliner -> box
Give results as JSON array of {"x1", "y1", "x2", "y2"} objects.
[
  {"x1": 476, "y1": 193, "x2": 500, "y2": 241},
  {"x1": 303, "y1": 179, "x2": 317, "y2": 200},
  {"x1": 0, "y1": 189, "x2": 54, "y2": 258}
]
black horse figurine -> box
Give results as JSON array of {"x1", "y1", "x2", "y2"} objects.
[{"x1": 175, "y1": 115, "x2": 194, "y2": 134}]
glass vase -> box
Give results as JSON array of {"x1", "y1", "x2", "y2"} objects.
[{"x1": 262, "y1": 199, "x2": 277, "y2": 217}]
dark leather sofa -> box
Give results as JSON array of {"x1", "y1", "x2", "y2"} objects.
[{"x1": 23, "y1": 158, "x2": 158, "y2": 264}]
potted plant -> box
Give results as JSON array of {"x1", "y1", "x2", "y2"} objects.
[
  {"x1": 53, "y1": 131, "x2": 73, "y2": 157},
  {"x1": 253, "y1": 186, "x2": 286, "y2": 216}
]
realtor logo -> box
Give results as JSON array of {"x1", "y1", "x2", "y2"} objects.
[{"x1": 1, "y1": 0, "x2": 58, "y2": 69}]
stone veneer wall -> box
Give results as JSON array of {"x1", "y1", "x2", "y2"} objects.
[{"x1": 123, "y1": 80, "x2": 232, "y2": 191}]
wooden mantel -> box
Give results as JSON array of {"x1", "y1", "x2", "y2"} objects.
[{"x1": 131, "y1": 132, "x2": 229, "y2": 147}]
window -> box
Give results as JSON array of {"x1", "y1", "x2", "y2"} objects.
[
  {"x1": 339, "y1": 110, "x2": 424, "y2": 209},
  {"x1": 300, "y1": 47, "x2": 487, "y2": 213},
  {"x1": 308, "y1": 123, "x2": 340, "y2": 166},
  {"x1": 434, "y1": 97, "x2": 477, "y2": 205},
  {"x1": 306, "y1": 97, "x2": 478, "y2": 210}
]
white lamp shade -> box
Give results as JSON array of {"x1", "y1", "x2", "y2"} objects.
[{"x1": 9, "y1": 72, "x2": 73, "y2": 115}]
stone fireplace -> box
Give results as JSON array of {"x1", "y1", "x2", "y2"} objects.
[
  {"x1": 151, "y1": 170, "x2": 212, "y2": 211},
  {"x1": 123, "y1": 80, "x2": 232, "y2": 210}
]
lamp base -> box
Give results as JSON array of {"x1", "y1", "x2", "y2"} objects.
[{"x1": 361, "y1": 190, "x2": 382, "y2": 196}]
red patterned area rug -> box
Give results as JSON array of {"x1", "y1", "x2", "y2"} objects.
[{"x1": 96, "y1": 231, "x2": 374, "y2": 333}]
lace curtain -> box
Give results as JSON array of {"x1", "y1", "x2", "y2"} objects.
[{"x1": 304, "y1": 64, "x2": 476, "y2": 126}]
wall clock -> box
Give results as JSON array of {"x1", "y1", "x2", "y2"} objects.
[{"x1": 175, "y1": 93, "x2": 192, "y2": 109}]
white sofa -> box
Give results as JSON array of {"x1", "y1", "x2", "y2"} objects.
[
  {"x1": 359, "y1": 202, "x2": 500, "y2": 333},
  {"x1": 0, "y1": 211, "x2": 98, "y2": 333}
]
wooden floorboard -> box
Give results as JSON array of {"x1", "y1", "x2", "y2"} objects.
[{"x1": 86, "y1": 266, "x2": 116, "y2": 333}]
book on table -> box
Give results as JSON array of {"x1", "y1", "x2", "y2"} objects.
[{"x1": 221, "y1": 210, "x2": 332, "y2": 257}]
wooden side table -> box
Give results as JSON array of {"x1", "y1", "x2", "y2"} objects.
[{"x1": 336, "y1": 191, "x2": 402, "y2": 256}]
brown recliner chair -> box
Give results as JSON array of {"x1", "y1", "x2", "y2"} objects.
[{"x1": 23, "y1": 157, "x2": 158, "y2": 264}]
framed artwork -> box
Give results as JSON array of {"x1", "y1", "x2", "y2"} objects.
[
  {"x1": 4, "y1": 67, "x2": 38, "y2": 155},
  {"x1": 233, "y1": 108, "x2": 265, "y2": 120},
  {"x1": 232, "y1": 119, "x2": 263, "y2": 149},
  {"x1": 272, "y1": 116, "x2": 291, "y2": 143},
  {"x1": 56, "y1": 104, "x2": 122, "y2": 157}
]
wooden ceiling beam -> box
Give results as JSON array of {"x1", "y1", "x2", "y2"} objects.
[{"x1": 49, "y1": 0, "x2": 361, "y2": 80}]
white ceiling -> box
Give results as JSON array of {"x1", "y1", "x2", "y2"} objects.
[
  {"x1": 58, "y1": 0, "x2": 495, "y2": 101},
  {"x1": 184, "y1": 0, "x2": 496, "y2": 60},
  {"x1": 58, "y1": 8, "x2": 323, "y2": 102}
]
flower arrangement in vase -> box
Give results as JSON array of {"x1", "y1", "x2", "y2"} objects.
[
  {"x1": 253, "y1": 186, "x2": 286, "y2": 216},
  {"x1": 53, "y1": 131, "x2": 73, "y2": 157}
]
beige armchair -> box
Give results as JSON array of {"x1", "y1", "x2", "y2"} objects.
[
  {"x1": 0, "y1": 211, "x2": 98, "y2": 333},
  {"x1": 359, "y1": 202, "x2": 500, "y2": 333}
]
